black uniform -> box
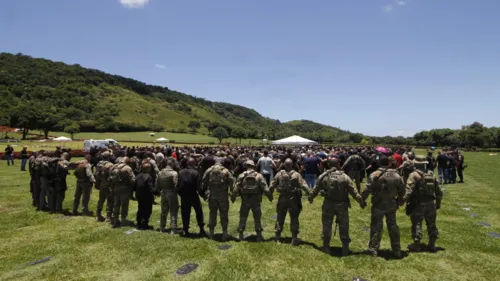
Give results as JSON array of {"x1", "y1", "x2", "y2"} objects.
[
  {"x1": 178, "y1": 167, "x2": 205, "y2": 234},
  {"x1": 135, "y1": 173, "x2": 155, "y2": 229},
  {"x1": 457, "y1": 154, "x2": 465, "y2": 183}
]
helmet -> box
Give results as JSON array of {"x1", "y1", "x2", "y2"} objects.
[{"x1": 245, "y1": 160, "x2": 256, "y2": 167}]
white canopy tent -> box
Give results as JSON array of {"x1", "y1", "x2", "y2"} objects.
[
  {"x1": 53, "y1": 136, "x2": 72, "y2": 142},
  {"x1": 271, "y1": 135, "x2": 318, "y2": 146},
  {"x1": 156, "y1": 137, "x2": 169, "y2": 143}
]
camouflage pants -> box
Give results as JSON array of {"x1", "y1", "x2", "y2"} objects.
[
  {"x1": 208, "y1": 194, "x2": 229, "y2": 231},
  {"x1": 322, "y1": 202, "x2": 350, "y2": 244},
  {"x1": 410, "y1": 201, "x2": 438, "y2": 242},
  {"x1": 96, "y1": 186, "x2": 113, "y2": 219},
  {"x1": 275, "y1": 195, "x2": 301, "y2": 235},
  {"x1": 369, "y1": 203, "x2": 401, "y2": 252},
  {"x1": 347, "y1": 170, "x2": 362, "y2": 193},
  {"x1": 160, "y1": 191, "x2": 179, "y2": 230},
  {"x1": 73, "y1": 181, "x2": 92, "y2": 214},
  {"x1": 113, "y1": 187, "x2": 130, "y2": 221},
  {"x1": 32, "y1": 177, "x2": 42, "y2": 208},
  {"x1": 237, "y1": 195, "x2": 263, "y2": 233},
  {"x1": 50, "y1": 185, "x2": 66, "y2": 213},
  {"x1": 40, "y1": 177, "x2": 50, "y2": 210}
]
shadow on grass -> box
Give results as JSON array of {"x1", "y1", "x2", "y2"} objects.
[{"x1": 407, "y1": 246, "x2": 446, "y2": 254}]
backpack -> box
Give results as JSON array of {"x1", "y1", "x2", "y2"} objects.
[
  {"x1": 109, "y1": 163, "x2": 127, "y2": 185},
  {"x1": 74, "y1": 161, "x2": 89, "y2": 179},
  {"x1": 417, "y1": 171, "x2": 435, "y2": 197},
  {"x1": 376, "y1": 168, "x2": 401, "y2": 199},
  {"x1": 241, "y1": 171, "x2": 259, "y2": 195},
  {"x1": 323, "y1": 170, "x2": 345, "y2": 200},
  {"x1": 209, "y1": 164, "x2": 225, "y2": 186},
  {"x1": 96, "y1": 161, "x2": 113, "y2": 181},
  {"x1": 276, "y1": 171, "x2": 296, "y2": 193}
]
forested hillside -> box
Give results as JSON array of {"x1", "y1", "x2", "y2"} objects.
[
  {"x1": 0, "y1": 53, "x2": 360, "y2": 142},
  {"x1": 1, "y1": 53, "x2": 499, "y2": 148}
]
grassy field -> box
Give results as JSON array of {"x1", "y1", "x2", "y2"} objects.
[
  {"x1": 1, "y1": 151, "x2": 499, "y2": 280},
  {"x1": 0, "y1": 131, "x2": 267, "y2": 151}
]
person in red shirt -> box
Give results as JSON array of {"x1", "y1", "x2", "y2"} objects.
[{"x1": 393, "y1": 150, "x2": 403, "y2": 167}]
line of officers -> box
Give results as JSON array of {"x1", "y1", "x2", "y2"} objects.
[{"x1": 27, "y1": 149, "x2": 442, "y2": 259}]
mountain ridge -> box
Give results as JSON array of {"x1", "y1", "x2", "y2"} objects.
[{"x1": 0, "y1": 52, "x2": 366, "y2": 143}]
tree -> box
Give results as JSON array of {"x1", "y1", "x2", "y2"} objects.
[
  {"x1": 213, "y1": 127, "x2": 229, "y2": 144},
  {"x1": 231, "y1": 127, "x2": 247, "y2": 144},
  {"x1": 188, "y1": 120, "x2": 201, "y2": 133},
  {"x1": 38, "y1": 110, "x2": 61, "y2": 139},
  {"x1": 8, "y1": 103, "x2": 39, "y2": 140},
  {"x1": 64, "y1": 123, "x2": 80, "y2": 139}
]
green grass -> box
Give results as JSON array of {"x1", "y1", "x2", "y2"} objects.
[
  {"x1": 1, "y1": 151, "x2": 500, "y2": 280},
  {"x1": 0, "y1": 131, "x2": 266, "y2": 151}
]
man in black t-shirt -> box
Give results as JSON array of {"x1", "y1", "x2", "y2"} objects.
[
  {"x1": 436, "y1": 151, "x2": 448, "y2": 185},
  {"x1": 4, "y1": 145, "x2": 14, "y2": 166}
]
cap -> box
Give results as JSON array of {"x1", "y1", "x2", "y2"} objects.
[{"x1": 245, "y1": 160, "x2": 256, "y2": 167}]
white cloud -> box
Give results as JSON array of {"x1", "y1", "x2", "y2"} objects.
[
  {"x1": 397, "y1": 1, "x2": 407, "y2": 6},
  {"x1": 382, "y1": 4, "x2": 394, "y2": 13},
  {"x1": 119, "y1": 0, "x2": 151, "y2": 8},
  {"x1": 155, "y1": 64, "x2": 166, "y2": 69}
]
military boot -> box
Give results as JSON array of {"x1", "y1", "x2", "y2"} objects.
[
  {"x1": 393, "y1": 249, "x2": 402, "y2": 259},
  {"x1": 274, "y1": 232, "x2": 281, "y2": 242},
  {"x1": 238, "y1": 232, "x2": 245, "y2": 241},
  {"x1": 322, "y1": 240, "x2": 331, "y2": 255},
  {"x1": 96, "y1": 211, "x2": 105, "y2": 222},
  {"x1": 427, "y1": 239, "x2": 437, "y2": 253},
  {"x1": 408, "y1": 240, "x2": 422, "y2": 252},
  {"x1": 341, "y1": 242, "x2": 351, "y2": 257},
  {"x1": 256, "y1": 232, "x2": 264, "y2": 242},
  {"x1": 291, "y1": 233, "x2": 300, "y2": 246},
  {"x1": 222, "y1": 230, "x2": 230, "y2": 242},
  {"x1": 199, "y1": 228, "x2": 207, "y2": 237},
  {"x1": 207, "y1": 228, "x2": 215, "y2": 239}
]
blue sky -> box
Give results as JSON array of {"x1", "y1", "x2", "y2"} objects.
[{"x1": 1, "y1": 0, "x2": 499, "y2": 137}]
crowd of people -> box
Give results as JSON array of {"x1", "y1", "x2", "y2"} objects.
[{"x1": 17, "y1": 144, "x2": 465, "y2": 259}]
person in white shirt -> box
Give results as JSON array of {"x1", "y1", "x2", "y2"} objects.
[{"x1": 257, "y1": 150, "x2": 276, "y2": 186}]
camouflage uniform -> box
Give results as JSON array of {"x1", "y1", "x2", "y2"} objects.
[
  {"x1": 52, "y1": 158, "x2": 70, "y2": 213},
  {"x1": 110, "y1": 163, "x2": 135, "y2": 226},
  {"x1": 269, "y1": 169, "x2": 310, "y2": 243},
  {"x1": 400, "y1": 160, "x2": 415, "y2": 184},
  {"x1": 28, "y1": 154, "x2": 37, "y2": 207},
  {"x1": 39, "y1": 155, "x2": 52, "y2": 211},
  {"x1": 342, "y1": 154, "x2": 365, "y2": 193},
  {"x1": 73, "y1": 160, "x2": 96, "y2": 215},
  {"x1": 157, "y1": 167, "x2": 179, "y2": 232},
  {"x1": 202, "y1": 163, "x2": 234, "y2": 239},
  {"x1": 33, "y1": 154, "x2": 45, "y2": 210},
  {"x1": 309, "y1": 167, "x2": 364, "y2": 255},
  {"x1": 361, "y1": 167, "x2": 405, "y2": 257},
  {"x1": 405, "y1": 166, "x2": 443, "y2": 252},
  {"x1": 95, "y1": 160, "x2": 115, "y2": 221},
  {"x1": 232, "y1": 163, "x2": 272, "y2": 240}
]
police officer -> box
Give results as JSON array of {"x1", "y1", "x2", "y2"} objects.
[
  {"x1": 361, "y1": 155, "x2": 406, "y2": 259},
  {"x1": 270, "y1": 158, "x2": 310, "y2": 246},
  {"x1": 404, "y1": 155, "x2": 443, "y2": 252},
  {"x1": 157, "y1": 159, "x2": 179, "y2": 234},
  {"x1": 232, "y1": 160, "x2": 272, "y2": 242},
  {"x1": 202, "y1": 159, "x2": 234, "y2": 241},
  {"x1": 309, "y1": 158, "x2": 366, "y2": 256}
]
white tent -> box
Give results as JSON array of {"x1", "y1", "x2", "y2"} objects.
[
  {"x1": 271, "y1": 135, "x2": 318, "y2": 146},
  {"x1": 156, "y1": 137, "x2": 169, "y2": 142},
  {"x1": 53, "y1": 136, "x2": 72, "y2": 142}
]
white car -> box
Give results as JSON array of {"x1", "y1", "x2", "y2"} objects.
[{"x1": 83, "y1": 139, "x2": 120, "y2": 152}]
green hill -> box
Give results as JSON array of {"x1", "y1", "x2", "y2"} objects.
[{"x1": 0, "y1": 53, "x2": 360, "y2": 142}]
